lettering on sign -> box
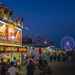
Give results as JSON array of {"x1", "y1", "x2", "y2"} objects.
[
  {"x1": 5, "y1": 47, "x2": 17, "y2": 52},
  {"x1": 19, "y1": 48, "x2": 27, "y2": 52}
]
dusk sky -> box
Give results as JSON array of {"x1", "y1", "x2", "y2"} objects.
[{"x1": 0, "y1": 0, "x2": 75, "y2": 47}]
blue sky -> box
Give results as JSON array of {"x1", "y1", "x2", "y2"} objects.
[{"x1": 0, "y1": 0, "x2": 75, "y2": 47}]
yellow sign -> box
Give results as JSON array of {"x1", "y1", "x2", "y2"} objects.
[
  {"x1": 0, "y1": 47, "x2": 4, "y2": 51},
  {"x1": 19, "y1": 48, "x2": 27, "y2": 52},
  {"x1": 5, "y1": 47, "x2": 17, "y2": 52}
]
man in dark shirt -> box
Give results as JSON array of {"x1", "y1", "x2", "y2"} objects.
[{"x1": 27, "y1": 60, "x2": 35, "y2": 75}]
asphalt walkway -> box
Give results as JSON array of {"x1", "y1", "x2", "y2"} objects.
[{"x1": 18, "y1": 62, "x2": 75, "y2": 75}]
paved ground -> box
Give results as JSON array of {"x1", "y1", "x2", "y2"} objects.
[
  {"x1": 19, "y1": 62, "x2": 75, "y2": 75},
  {"x1": 49, "y1": 63, "x2": 75, "y2": 75},
  {"x1": 34, "y1": 62, "x2": 75, "y2": 75}
]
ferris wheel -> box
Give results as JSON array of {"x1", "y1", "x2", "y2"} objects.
[{"x1": 61, "y1": 36, "x2": 75, "y2": 51}]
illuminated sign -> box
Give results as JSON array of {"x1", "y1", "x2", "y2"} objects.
[
  {"x1": 5, "y1": 47, "x2": 11, "y2": 52},
  {"x1": 19, "y1": 48, "x2": 27, "y2": 52},
  {"x1": 3, "y1": 47, "x2": 27, "y2": 52},
  {"x1": 5, "y1": 47, "x2": 17, "y2": 52},
  {"x1": 0, "y1": 46, "x2": 4, "y2": 51},
  {"x1": 0, "y1": 20, "x2": 22, "y2": 45}
]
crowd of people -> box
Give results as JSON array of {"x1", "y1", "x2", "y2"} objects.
[
  {"x1": 0, "y1": 56, "x2": 53, "y2": 75},
  {"x1": 26, "y1": 57, "x2": 53, "y2": 75},
  {"x1": 0, "y1": 58, "x2": 17, "y2": 75},
  {"x1": 0, "y1": 50, "x2": 74, "y2": 75}
]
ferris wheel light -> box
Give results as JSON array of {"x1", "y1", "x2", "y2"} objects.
[
  {"x1": 66, "y1": 41, "x2": 70, "y2": 46},
  {"x1": 61, "y1": 36, "x2": 75, "y2": 51}
]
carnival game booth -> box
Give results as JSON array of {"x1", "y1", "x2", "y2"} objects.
[
  {"x1": 0, "y1": 46, "x2": 27, "y2": 64},
  {"x1": 0, "y1": 4, "x2": 27, "y2": 64}
]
